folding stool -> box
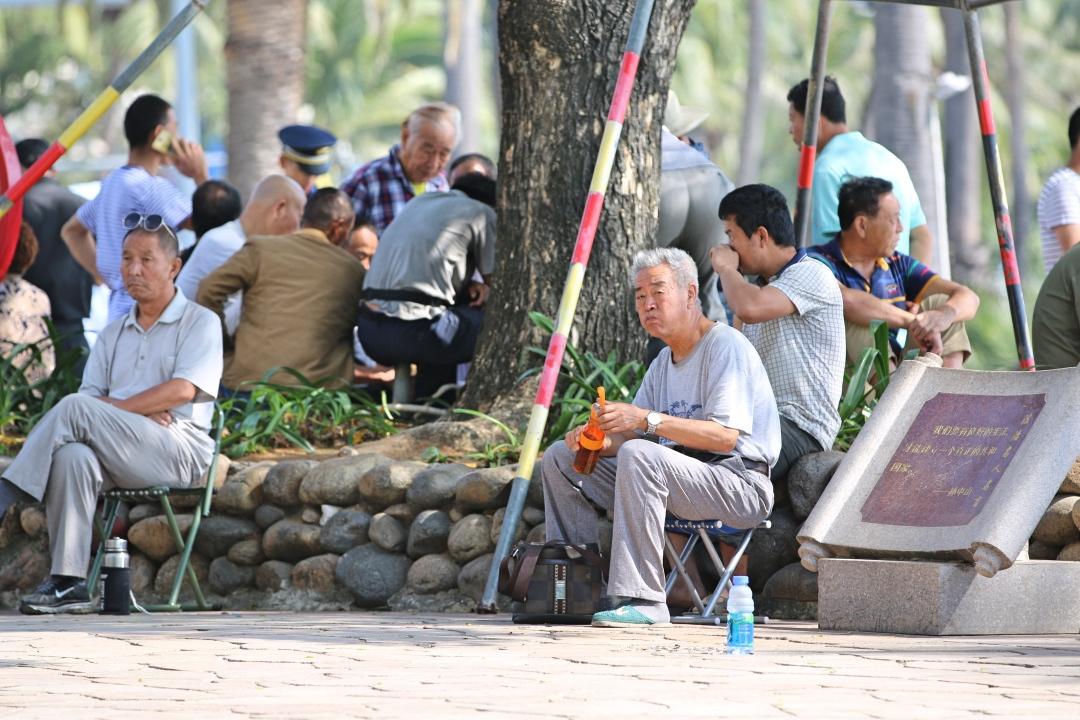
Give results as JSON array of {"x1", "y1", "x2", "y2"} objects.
[{"x1": 663, "y1": 517, "x2": 771, "y2": 625}]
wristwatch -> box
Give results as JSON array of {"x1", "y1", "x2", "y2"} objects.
[{"x1": 645, "y1": 411, "x2": 663, "y2": 437}]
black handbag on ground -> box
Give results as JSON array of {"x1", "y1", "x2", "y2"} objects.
[{"x1": 498, "y1": 540, "x2": 605, "y2": 624}]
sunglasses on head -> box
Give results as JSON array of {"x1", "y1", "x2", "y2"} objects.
[{"x1": 122, "y1": 212, "x2": 177, "y2": 239}]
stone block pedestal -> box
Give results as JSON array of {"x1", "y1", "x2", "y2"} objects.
[{"x1": 818, "y1": 558, "x2": 1080, "y2": 635}]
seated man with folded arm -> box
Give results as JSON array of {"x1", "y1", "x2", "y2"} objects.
[
  {"x1": 0, "y1": 214, "x2": 222, "y2": 614},
  {"x1": 541, "y1": 248, "x2": 780, "y2": 627}
]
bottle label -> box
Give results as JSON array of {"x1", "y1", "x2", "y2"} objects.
[{"x1": 726, "y1": 611, "x2": 754, "y2": 649}]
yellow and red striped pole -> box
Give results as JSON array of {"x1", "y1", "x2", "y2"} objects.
[
  {"x1": 0, "y1": 0, "x2": 211, "y2": 275},
  {"x1": 479, "y1": 0, "x2": 657, "y2": 612}
]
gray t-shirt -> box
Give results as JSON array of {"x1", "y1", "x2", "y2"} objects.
[
  {"x1": 742, "y1": 255, "x2": 844, "y2": 451},
  {"x1": 634, "y1": 323, "x2": 780, "y2": 466},
  {"x1": 364, "y1": 190, "x2": 496, "y2": 321}
]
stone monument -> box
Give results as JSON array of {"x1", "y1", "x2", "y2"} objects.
[{"x1": 798, "y1": 355, "x2": 1080, "y2": 634}]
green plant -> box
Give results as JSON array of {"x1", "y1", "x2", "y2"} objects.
[
  {"x1": 520, "y1": 312, "x2": 646, "y2": 447},
  {"x1": 834, "y1": 320, "x2": 916, "y2": 451},
  {"x1": 453, "y1": 408, "x2": 523, "y2": 466},
  {"x1": 217, "y1": 367, "x2": 399, "y2": 458},
  {"x1": 0, "y1": 326, "x2": 85, "y2": 451}
]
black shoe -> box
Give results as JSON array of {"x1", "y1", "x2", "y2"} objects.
[{"x1": 19, "y1": 576, "x2": 93, "y2": 615}]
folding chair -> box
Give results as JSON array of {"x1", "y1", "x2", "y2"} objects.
[
  {"x1": 87, "y1": 409, "x2": 225, "y2": 612},
  {"x1": 663, "y1": 517, "x2": 771, "y2": 625}
]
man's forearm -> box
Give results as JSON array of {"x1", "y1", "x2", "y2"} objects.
[
  {"x1": 103, "y1": 379, "x2": 197, "y2": 416},
  {"x1": 944, "y1": 286, "x2": 980, "y2": 323},
  {"x1": 909, "y1": 224, "x2": 934, "y2": 266},
  {"x1": 62, "y1": 222, "x2": 103, "y2": 284},
  {"x1": 842, "y1": 289, "x2": 913, "y2": 329},
  {"x1": 651, "y1": 416, "x2": 739, "y2": 454}
]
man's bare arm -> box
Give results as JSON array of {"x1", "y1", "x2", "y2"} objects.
[
  {"x1": 1054, "y1": 224, "x2": 1080, "y2": 257},
  {"x1": 596, "y1": 402, "x2": 739, "y2": 454},
  {"x1": 909, "y1": 224, "x2": 935, "y2": 266},
  {"x1": 98, "y1": 378, "x2": 197, "y2": 416},
  {"x1": 838, "y1": 284, "x2": 913, "y2": 329},
  {"x1": 61, "y1": 216, "x2": 104, "y2": 285}
]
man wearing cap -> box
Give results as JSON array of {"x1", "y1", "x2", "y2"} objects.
[
  {"x1": 279, "y1": 124, "x2": 337, "y2": 196},
  {"x1": 342, "y1": 103, "x2": 460, "y2": 235}
]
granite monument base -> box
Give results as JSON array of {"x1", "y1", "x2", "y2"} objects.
[{"x1": 818, "y1": 558, "x2": 1080, "y2": 635}]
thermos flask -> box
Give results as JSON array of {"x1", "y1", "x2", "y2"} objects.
[{"x1": 100, "y1": 537, "x2": 131, "y2": 615}]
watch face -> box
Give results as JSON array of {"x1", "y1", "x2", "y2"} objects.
[{"x1": 647, "y1": 411, "x2": 661, "y2": 428}]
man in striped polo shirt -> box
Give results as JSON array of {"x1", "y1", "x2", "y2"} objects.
[
  {"x1": 62, "y1": 94, "x2": 208, "y2": 321},
  {"x1": 1037, "y1": 107, "x2": 1080, "y2": 271}
]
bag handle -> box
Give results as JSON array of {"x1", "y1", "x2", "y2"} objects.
[{"x1": 499, "y1": 540, "x2": 606, "y2": 602}]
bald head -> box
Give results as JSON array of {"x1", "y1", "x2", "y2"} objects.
[{"x1": 242, "y1": 174, "x2": 307, "y2": 237}]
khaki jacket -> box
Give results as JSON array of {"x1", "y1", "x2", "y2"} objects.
[{"x1": 197, "y1": 228, "x2": 365, "y2": 389}]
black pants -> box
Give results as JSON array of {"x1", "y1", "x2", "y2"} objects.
[
  {"x1": 356, "y1": 306, "x2": 484, "y2": 398},
  {"x1": 774, "y1": 415, "x2": 825, "y2": 484}
]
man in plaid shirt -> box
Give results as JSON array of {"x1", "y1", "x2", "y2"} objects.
[{"x1": 342, "y1": 103, "x2": 461, "y2": 234}]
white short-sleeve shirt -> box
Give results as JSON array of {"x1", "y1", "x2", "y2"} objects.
[{"x1": 1038, "y1": 168, "x2": 1080, "y2": 271}]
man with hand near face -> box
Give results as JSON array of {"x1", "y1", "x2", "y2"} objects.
[
  {"x1": 808, "y1": 176, "x2": 979, "y2": 369},
  {"x1": 541, "y1": 248, "x2": 780, "y2": 628},
  {"x1": 0, "y1": 216, "x2": 222, "y2": 614},
  {"x1": 711, "y1": 183, "x2": 844, "y2": 482}
]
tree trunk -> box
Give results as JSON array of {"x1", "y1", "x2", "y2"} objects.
[
  {"x1": 736, "y1": 0, "x2": 766, "y2": 186},
  {"x1": 941, "y1": 8, "x2": 987, "y2": 287},
  {"x1": 865, "y1": 4, "x2": 937, "y2": 239},
  {"x1": 1004, "y1": 1, "x2": 1030, "y2": 275},
  {"x1": 444, "y1": 0, "x2": 485, "y2": 155},
  {"x1": 225, "y1": 0, "x2": 307, "y2": 200},
  {"x1": 461, "y1": 0, "x2": 697, "y2": 410}
]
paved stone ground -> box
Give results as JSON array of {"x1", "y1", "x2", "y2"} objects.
[{"x1": 0, "y1": 612, "x2": 1077, "y2": 718}]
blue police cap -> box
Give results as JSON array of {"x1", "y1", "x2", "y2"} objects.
[{"x1": 279, "y1": 124, "x2": 337, "y2": 176}]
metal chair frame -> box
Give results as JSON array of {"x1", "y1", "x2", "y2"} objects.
[
  {"x1": 663, "y1": 517, "x2": 771, "y2": 625},
  {"x1": 87, "y1": 410, "x2": 224, "y2": 612}
]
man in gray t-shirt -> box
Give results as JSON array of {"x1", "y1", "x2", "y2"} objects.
[
  {"x1": 357, "y1": 172, "x2": 496, "y2": 397},
  {"x1": 712, "y1": 184, "x2": 845, "y2": 482},
  {"x1": 542, "y1": 248, "x2": 780, "y2": 627}
]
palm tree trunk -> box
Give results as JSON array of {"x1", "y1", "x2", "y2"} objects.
[
  {"x1": 941, "y1": 7, "x2": 987, "y2": 287},
  {"x1": 225, "y1": 0, "x2": 308, "y2": 200},
  {"x1": 736, "y1": 0, "x2": 766, "y2": 186}
]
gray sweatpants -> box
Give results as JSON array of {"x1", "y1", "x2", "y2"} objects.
[
  {"x1": 542, "y1": 439, "x2": 772, "y2": 603},
  {"x1": 2, "y1": 394, "x2": 206, "y2": 578}
]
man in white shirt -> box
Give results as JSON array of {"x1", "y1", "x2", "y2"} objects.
[
  {"x1": 1038, "y1": 107, "x2": 1080, "y2": 271},
  {"x1": 178, "y1": 175, "x2": 306, "y2": 334}
]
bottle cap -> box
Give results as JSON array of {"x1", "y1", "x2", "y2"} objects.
[
  {"x1": 104, "y1": 538, "x2": 128, "y2": 552},
  {"x1": 732, "y1": 575, "x2": 749, "y2": 586}
]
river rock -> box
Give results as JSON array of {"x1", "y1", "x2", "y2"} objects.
[
  {"x1": 369, "y1": 513, "x2": 407, "y2": 553},
  {"x1": 406, "y1": 464, "x2": 471, "y2": 511},
  {"x1": 1032, "y1": 495, "x2": 1080, "y2": 546},
  {"x1": 447, "y1": 514, "x2": 493, "y2": 563},
  {"x1": 522, "y1": 507, "x2": 545, "y2": 526},
  {"x1": 788, "y1": 451, "x2": 844, "y2": 520},
  {"x1": 128, "y1": 514, "x2": 193, "y2": 562},
  {"x1": 1062, "y1": 458, "x2": 1080, "y2": 494},
  {"x1": 527, "y1": 461, "x2": 545, "y2": 509},
  {"x1": 209, "y1": 556, "x2": 255, "y2": 594},
  {"x1": 171, "y1": 454, "x2": 231, "y2": 509},
  {"x1": 490, "y1": 507, "x2": 527, "y2": 545},
  {"x1": 0, "y1": 536, "x2": 48, "y2": 592},
  {"x1": 291, "y1": 553, "x2": 340, "y2": 592},
  {"x1": 127, "y1": 503, "x2": 160, "y2": 524},
  {"x1": 747, "y1": 506, "x2": 800, "y2": 593},
  {"x1": 457, "y1": 553, "x2": 494, "y2": 602},
  {"x1": 299, "y1": 454, "x2": 393, "y2": 506},
  {"x1": 319, "y1": 509, "x2": 372, "y2": 554},
  {"x1": 262, "y1": 460, "x2": 318, "y2": 507},
  {"x1": 1059, "y1": 541, "x2": 1080, "y2": 561},
  {"x1": 227, "y1": 538, "x2": 265, "y2": 566},
  {"x1": 407, "y1": 510, "x2": 451, "y2": 558},
  {"x1": 1027, "y1": 540, "x2": 1061, "y2": 560},
  {"x1": 262, "y1": 519, "x2": 322, "y2": 562},
  {"x1": 129, "y1": 553, "x2": 156, "y2": 594},
  {"x1": 526, "y1": 523, "x2": 546, "y2": 543},
  {"x1": 406, "y1": 553, "x2": 459, "y2": 594},
  {"x1": 762, "y1": 561, "x2": 818, "y2": 602},
  {"x1": 255, "y1": 560, "x2": 293, "y2": 591},
  {"x1": 335, "y1": 544, "x2": 411, "y2": 607},
  {"x1": 358, "y1": 462, "x2": 427, "y2": 510},
  {"x1": 456, "y1": 467, "x2": 515, "y2": 511},
  {"x1": 254, "y1": 504, "x2": 287, "y2": 529},
  {"x1": 154, "y1": 553, "x2": 210, "y2": 597},
  {"x1": 195, "y1": 516, "x2": 258, "y2": 558},
  {"x1": 383, "y1": 502, "x2": 415, "y2": 524},
  {"x1": 18, "y1": 505, "x2": 46, "y2": 539},
  {"x1": 215, "y1": 462, "x2": 273, "y2": 515}
]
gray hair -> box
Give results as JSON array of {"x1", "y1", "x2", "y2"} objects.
[
  {"x1": 406, "y1": 102, "x2": 462, "y2": 143},
  {"x1": 630, "y1": 247, "x2": 698, "y2": 291}
]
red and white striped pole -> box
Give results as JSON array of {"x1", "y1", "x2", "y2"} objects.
[{"x1": 478, "y1": 0, "x2": 657, "y2": 611}]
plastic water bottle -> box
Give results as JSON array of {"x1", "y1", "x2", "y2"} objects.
[{"x1": 725, "y1": 576, "x2": 754, "y2": 655}]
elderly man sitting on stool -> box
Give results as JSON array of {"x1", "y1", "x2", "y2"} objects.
[
  {"x1": 541, "y1": 248, "x2": 780, "y2": 627},
  {"x1": 0, "y1": 214, "x2": 223, "y2": 615}
]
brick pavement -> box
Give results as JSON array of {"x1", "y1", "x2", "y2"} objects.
[{"x1": 0, "y1": 612, "x2": 1077, "y2": 718}]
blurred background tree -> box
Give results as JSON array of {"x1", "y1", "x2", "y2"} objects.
[{"x1": 1, "y1": 0, "x2": 1079, "y2": 370}]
